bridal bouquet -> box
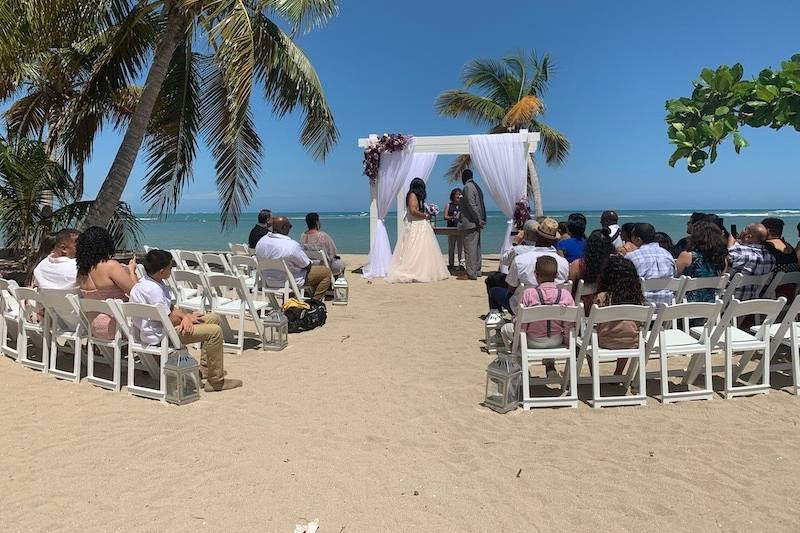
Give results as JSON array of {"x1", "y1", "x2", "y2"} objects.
[
  {"x1": 513, "y1": 198, "x2": 531, "y2": 230},
  {"x1": 425, "y1": 203, "x2": 440, "y2": 217}
]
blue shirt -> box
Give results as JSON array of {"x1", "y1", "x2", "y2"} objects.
[{"x1": 557, "y1": 237, "x2": 586, "y2": 263}]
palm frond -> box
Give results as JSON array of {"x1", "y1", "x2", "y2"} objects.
[
  {"x1": 444, "y1": 154, "x2": 471, "y2": 183},
  {"x1": 528, "y1": 51, "x2": 553, "y2": 96},
  {"x1": 461, "y1": 58, "x2": 515, "y2": 108},
  {"x1": 502, "y1": 94, "x2": 542, "y2": 129},
  {"x1": 254, "y1": 0, "x2": 338, "y2": 34},
  {"x1": 201, "y1": 59, "x2": 262, "y2": 228},
  {"x1": 251, "y1": 11, "x2": 337, "y2": 159},
  {"x1": 142, "y1": 39, "x2": 200, "y2": 214},
  {"x1": 4, "y1": 89, "x2": 50, "y2": 139},
  {"x1": 51, "y1": 199, "x2": 142, "y2": 249},
  {"x1": 531, "y1": 118, "x2": 570, "y2": 166},
  {"x1": 435, "y1": 90, "x2": 505, "y2": 127}
]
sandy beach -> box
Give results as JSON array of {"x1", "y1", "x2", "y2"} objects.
[{"x1": 2, "y1": 253, "x2": 800, "y2": 532}]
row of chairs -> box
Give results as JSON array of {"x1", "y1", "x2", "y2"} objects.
[{"x1": 506, "y1": 294, "x2": 799, "y2": 410}]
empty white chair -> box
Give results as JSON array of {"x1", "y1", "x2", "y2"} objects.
[
  {"x1": 229, "y1": 255, "x2": 259, "y2": 289},
  {"x1": 118, "y1": 301, "x2": 184, "y2": 401},
  {"x1": 0, "y1": 279, "x2": 21, "y2": 360},
  {"x1": 171, "y1": 269, "x2": 211, "y2": 312},
  {"x1": 688, "y1": 297, "x2": 786, "y2": 398},
  {"x1": 644, "y1": 301, "x2": 723, "y2": 403},
  {"x1": 71, "y1": 296, "x2": 131, "y2": 391},
  {"x1": 577, "y1": 304, "x2": 655, "y2": 408},
  {"x1": 174, "y1": 250, "x2": 204, "y2": 272},
  {"x1": 747, "y1": 296, "x2": 800, "y2": 395},
  {"x1": 201, "y1": 253, "x2": 233, "y2": 275},
  {"x1": 205, "y1": 274, "x2": 274, "y2": 355},
  {"x1": 39, "y1": 289, "x2": 85, "y2": 382},
  {"x1": 11, "y1": 287, "x2": 48, "y2": 371},
  {"x1": 509, "y1": 303, "x2": 583, "y2": 409},
  {"x1": 229, "y1": 243, "x2": 250, "y2": 256}
]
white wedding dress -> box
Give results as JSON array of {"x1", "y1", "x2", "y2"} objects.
[{"x1": 386, "y1": 211, "x2": 450, "y2": 283}]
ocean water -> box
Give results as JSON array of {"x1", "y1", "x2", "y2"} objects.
[{"x1": 135, "y1": 209, "x2": 800, "y2": 254}]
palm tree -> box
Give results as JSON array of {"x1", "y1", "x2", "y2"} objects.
[
  {"x1": 71, "y1": 0, "x2": 340, "y2": 229},
  {"x1": 435, "y1": 51, "x2": 569, "y2": 217}
]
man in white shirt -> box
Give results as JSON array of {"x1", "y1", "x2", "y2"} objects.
[
  {"x1": 255, "y1": 216, "x2": 332, "y2": 299},
  {"x1": 484, "y1": 219, "x2": 540, "y2": 308},
  {"x1": 32, "y1": 228, "x2": 80, "y2": 289},
  {"x1": 488, "y1": 218, "x2": 569, "y2": 312},
  {"x1": 601, "y1": 210, "x2": 623, "y2": 249},
  {"x1": 129, "y1": 250, "x2": 242, "y2": 392}
]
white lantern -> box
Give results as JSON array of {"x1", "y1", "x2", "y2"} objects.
[
  {"x1": 262, "y1": 309, "x2": 289, "y2": 351},
  {"x1": 332, "y1": 277, "x2": 349, "y2": 306},
  {"x1": 164, "y1": 349, "x2": 201, "y2": 405},
  {"x1": 484, "y1": 354, "x2": 522, "y2": 413},
  {"x1": 484, "y1": 311, "x2": 505, "y2": 353}
]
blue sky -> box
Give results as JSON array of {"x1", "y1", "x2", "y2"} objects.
[{"x1": 81, "y1": 0, "x2": 800, "y2": 214}]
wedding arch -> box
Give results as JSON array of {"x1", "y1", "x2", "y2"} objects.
[{"x1": 357, "y1": 130, "x2": 541, "y2": 279}]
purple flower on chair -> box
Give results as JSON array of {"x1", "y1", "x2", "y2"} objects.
[{"x1": 513, "y1": 198, "x2": 531, "y2": 230}]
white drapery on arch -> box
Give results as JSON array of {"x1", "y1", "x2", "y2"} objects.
[
  {"x1": 468, "y1": 133, "x2": 529, "y2": 262},
  {"x1": 362, "y1": 141, "x2": 416, "y2": 279}
]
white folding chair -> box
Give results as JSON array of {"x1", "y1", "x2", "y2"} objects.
[
  {"x1": 229, "y1": 255, "x2": 259, "y2": 290},
  {"x1": 118, "y1": 302, "x2": 184, "y2": 401},
  {"x1": 0, "y1": 279, "x2": 21, "y2": 360},
  {"x1": 171, "y1": 269, "x2": 211, "y2": 312},
  {"x1": 229, "y1": 243, "x2": 250, "y2": 256},
  {"x1": 304, "y1": 248, "x2": 337, "y2": 295},
  {"x1": 38, "y1": 289, "x2": 84, "y2": 383},
  {"x1": 577, "y1": 304, "x2": 655, "y2": 408},
  {"x1": 748, "y1": 296, "x2": 800, "y2": 395},
  {"x1": 256, "y1": 258, "x2": 310, "y2": 303},
  {"x1": 764, "y1": 271, "x2": 800, "y2": 302},
  {"x1": 676, "y1": 274, "x2": 730, "y2": 304},
  {"x1": 720, "y1": 273, "x2": 745, "y2": 308},
  {"x1": 509, "y1": 303, "x2": 583, "y2": 409},
  {"x1": 643, "y1": 301, "x2": 723, "y2": 403},
  {"x1": 11, "y1": 287, "x2": 48, "y2": 372},
  {"x1": 71, "y1": 296, "x2": 131, "y2": 391},
  {"x1": 688, "y1": 298, "x2": 786, "y2": 398},
  {"x1": 201, "y1": 253, "x2": 234, "y2": 275},
  {"x1": 174, "y1": 250, "x2": 204, "y2": 272},
  {"x1": 728, "y1": 272, "x2": 774, "y2": 303},
  {"x1": 574, "y1": 280, "x2": 596, "y2": 304},
  {"x1": 205, "y1": 274, "x2": 273, "y2": 355},
  {"x1": 641, "y1": 276, "x2": 687, "y2": 305}
]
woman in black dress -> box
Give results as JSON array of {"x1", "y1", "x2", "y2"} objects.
[{"x1": 444, "y1": 188, "x2": 464, "y2": 270}]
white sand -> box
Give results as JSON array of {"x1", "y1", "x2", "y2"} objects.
[{"x1": 2, "y1": 254, "x2": 800, "y2": 531}]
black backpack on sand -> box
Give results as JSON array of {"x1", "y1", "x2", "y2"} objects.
[{"x1": 285, "y1": 298, "x2": 327, "y2": 333}]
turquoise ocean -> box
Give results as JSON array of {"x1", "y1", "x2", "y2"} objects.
[{"x1": 135, "y1": 209, "x2": 800, "y2": 254}]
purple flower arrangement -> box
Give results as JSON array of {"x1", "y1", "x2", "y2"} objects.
[
  {"x1": 513, "y1": 198, "x2": 531, "y2": 230},
  {"x1": 363, "y1": 133, "x2": 413, "y2": 183},
  {"x1": 425, "y1": 203, "x2": 440, "y2": 217}
]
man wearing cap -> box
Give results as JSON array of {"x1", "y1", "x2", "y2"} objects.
[
  {"x1": 601, "y1": 210, "x2": 623, "y2": 249},
  {"x1": 487, "y1": 218, "x2": 569, "y2": 313}
]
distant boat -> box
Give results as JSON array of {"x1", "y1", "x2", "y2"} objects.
[{"x1": 358, "y1": 212, "x2": 368, "y2": 217}]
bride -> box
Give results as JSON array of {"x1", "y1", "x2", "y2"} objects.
[{"x1": 387, "y1": 178, "x2": 450, "y2": 283}]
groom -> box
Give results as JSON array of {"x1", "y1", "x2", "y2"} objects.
[{"x1": 458, "y1": 169, "x2": 486, "y2": 280}]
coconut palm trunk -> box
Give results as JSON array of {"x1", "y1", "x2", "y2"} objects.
[
  {"x1": 82, "y1": 3, "x2": 186, "y2": 228},
  {"x1": 527, "y1": 155, "x2": 543, "y2": 218}
]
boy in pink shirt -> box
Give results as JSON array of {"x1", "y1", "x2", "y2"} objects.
[{"x1": 501, "y1": 256, "x2": 575, "y2": 376}]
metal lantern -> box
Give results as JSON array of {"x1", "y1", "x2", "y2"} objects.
[
  {"x1": 333, "y1": 277, "x2": 349, "y2": 306},
  {"x1": 484, "y1": 354, "x2": 522, "y2": 413},
  {"x1": 164, "y1": 349, "x2": 201, "y2": 405},
  {"x1": 262, "y1": 309, "x2": 289, "y2": 351},
  {"x1": 484, "y1": 311, "x2": 505, "y2": 353}
]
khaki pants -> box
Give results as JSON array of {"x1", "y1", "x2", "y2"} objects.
[
  {"x1": 306, "y1": 265, "x2": 332, "y2": 299},
  {"x1": 179, "y1": 313, "x2": 224, "y2": 386}
]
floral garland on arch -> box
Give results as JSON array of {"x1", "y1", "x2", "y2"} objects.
[
  {"x1": 363, "y1": 133, "x2": 413, "y2": 183},
  {"x1": 513, "y1": 197, "x2": 531, "y2": 230}
]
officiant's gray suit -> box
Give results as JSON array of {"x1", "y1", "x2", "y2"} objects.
[{"x1": 459, "y1": 178, "x2": 486, "y2": 279}]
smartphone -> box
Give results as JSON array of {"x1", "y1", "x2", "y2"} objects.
[{"x1": 730, "y1": 224, "x2": 738, "y2": 238}]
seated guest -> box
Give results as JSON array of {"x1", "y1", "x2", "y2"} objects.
[
  {"x1": 600, "y1": 210, "x2": 623, "y2": 249},
  {"x1": 676, "y1": 221, "x2": 728, "y2": 302},
  {"x1": 248, "y1": 209, "x2": 272, "y2": 249},
  {"x1": 76, "y1": 226, "x2": 138, "y2": 339},
  {"x1": 484, "y1": 219, "x2": 540, "y2": 308},
  {"x1": 488, "y1": 218, "x2": 568, "y2": 313},
  {"x1": 500, "y1": 256, "x2": 575, "y2": 377},
  {"x1": 256, "y1": 216, "x2": 332, "y2": 300},
  {"x1": 673, "y1": 212, "x2": 706, "y2": 256},
  {"x1": 300, "y1": 212, "x2": 345, "y2": 277},
  {"x1": 557, "y1": 221, "x2": 569, "y2": 241},
  {"x1": 593, "y1": 255, "x2": 648, "y2": 375},
  {"x1": 654, "y1": 232, "x2": 675, "y2": 257},
  {"x1": 625, "y1": 223, "x2": 676, "y2": 304},
  {"x1": 130, "y1": 250, "x2": 242, "y2": 392},
  {"x1": 762, "y1": 217, "x2": 799, "y2": 301},
  {"x1": 617, "y1": 222, "x2": 638, "y2": 255},
  {"x1": 569, "y1": 228, "x2": 616, "y2": 312},
  {"x1": 728, "y1": 223, "x2": 776, "y2": 301},
  {"x1": 556, "y1": 213, "x2": 587, "y2": 262},
  {"x1": 32, "y1": 228, "x2": 80, "y2": 289}
]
